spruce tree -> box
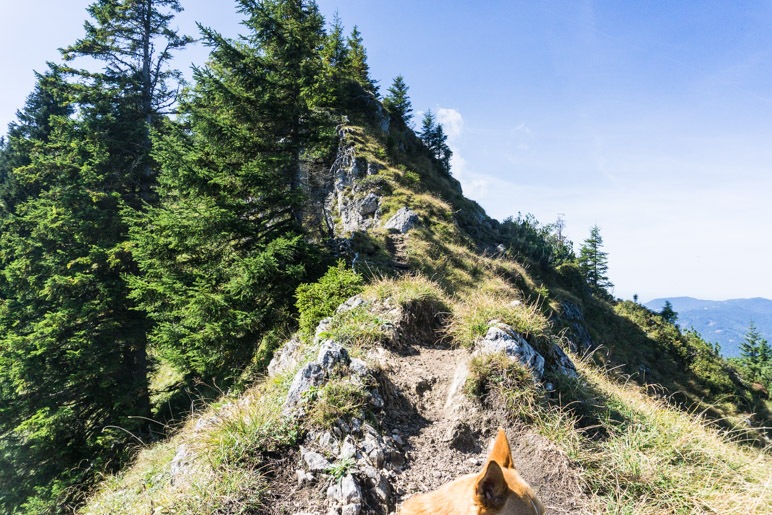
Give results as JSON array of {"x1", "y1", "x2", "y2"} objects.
[
  {"x1": 419, "y1": 109, "x2": 453, "y2": 174},
  {"x1": 0, "y1": 1, "x2": 190, "y2": 509},
  {"x1": 128, "y1": 0, "x2": 329, "y2": 379},
  {"x1": 346, "y1": 25, "x2": 378, "y2": 94},
  {"x1": 738, "y1": 321, "x2": 772, "y2": 387},
  {"x1": 383, "y1": 75, "x2": 413, "y2": 126},
  {"x1": 577, "y1": 225, "x2": 614, "y2": 297}
]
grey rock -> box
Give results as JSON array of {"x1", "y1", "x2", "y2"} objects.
[
  {"x1": 170, "y1": 444, "x2": 192, "y2": 484},
  {"x1": 340, "y1": 474, "x2": 362, "y2": 504},
  {"x1": 318, "y1": 340, "x2": 350, "y2": 372},
  {"x1": 284, "y1": 362, "x2": 325, "y2": 413},
  {"x1": 548, "y1": 341, "x2": 578, "y2": 378},
  {"x1": 358, "y1": 192, "x2": 380, "y2": 216},
  {"x1": 349, "y1": 358, "x2": 370, "y2": 377},
  {"x1": 384, "y1": 207, "x2": 419, "y2": 233},
  {"x1": 340, "y1": 436, "x2": 357, "y2": 460},
  {"x1": 341, "y1": 505, "x2": 361, "y2": 515},
  {"x1": 477, "y1": 324, "x2": 546, "y2": 378},
  {"x1": 336, "y1": 295, "x2": 367, "y2": 314},
  {"x1": 318, "y1": 431, "x2": 341, "y2": 456},
  {"x1": 315, "y1": 317, "x2": 334, "y2": 339},
  {"x1": 301, "y1": 447, "x2": 331, "y2": 472},
  {"x1": 296, "y1": 468, "x2": 314, "y2": 485},
  {"x1": 268, "y1": 336, "x2": 303, "y2": 378}
]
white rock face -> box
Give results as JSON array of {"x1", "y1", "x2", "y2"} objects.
[
  {"x1": 476, "y1": 323, "x2": 546, "y2": 378},
  {"x1": 384, "y1": 207, "x2": 419, "y2": 234}
]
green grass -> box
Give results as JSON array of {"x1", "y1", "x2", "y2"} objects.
[
  {"x1": 448, "y1": 290, "x2": 551, "y2": 348},
  {"x1": 466, "y1": 351, "x2": 772, "y2": 514}
]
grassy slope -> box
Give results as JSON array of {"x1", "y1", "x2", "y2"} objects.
[{"x1": 82, "y1": 104, "x2": 771, "y2": 513}]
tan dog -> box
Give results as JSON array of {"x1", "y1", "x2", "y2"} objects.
[{"x1": 399, "y1": 428, "x2": 545, "y2": 514}]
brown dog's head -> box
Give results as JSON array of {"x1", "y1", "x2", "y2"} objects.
[{"x1": 473, "y1": 428, "x2": 545, "y2": 514}]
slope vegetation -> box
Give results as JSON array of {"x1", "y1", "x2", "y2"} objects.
[{"x1": 81, "y1": 83, "x2": 772, "y2": 514}]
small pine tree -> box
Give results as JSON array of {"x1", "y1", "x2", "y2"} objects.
[
  {"x1": 419, "y1": 109, "x2": 453, "y2": 174},
  {"x1": 346, "y1": 25, "x2": 378, "y2": 94},
  {"x1": 577, "y1": 225, "x2": 614, "y2": 297},
  {"x1": 737, "y1": 321, "x2": 772, "y2": 388},
  {"x1": 660, "y1": 300, "x2": 678, "y2": 325},
  {"x1": 383, "y1": 75, "x2": 413, "y2": 126}
]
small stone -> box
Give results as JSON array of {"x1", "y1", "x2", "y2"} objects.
[
  {"x1": 301, "y1": 448, "x2": 330, "y2": 472},
  {"x1": 392, "y1": 434, "x2": 404, "y2": 447},
  {"x1": 340, "y1": 436, "x2": 357, "y2": 460},
  {"x1": 349, "y1": 358, "x2": 370, "y2": 377},
  {"x1": 340, "y1": 474, "x2": 362, "y2": 504},
  {"x1": 296, "y1": 469, "x2": 314, "y2": 485}
]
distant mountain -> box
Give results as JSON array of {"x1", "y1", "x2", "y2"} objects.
[{"x1": 644, "y1": 297, "x2": 772, "y2": 357}]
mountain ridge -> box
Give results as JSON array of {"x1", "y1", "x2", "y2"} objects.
[{"x1": 645, "y1": 296, "x2": 772, "y2": 357}]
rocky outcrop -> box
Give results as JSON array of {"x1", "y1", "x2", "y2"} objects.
[
  {"x1": 474, "y1": 320, "x2": 577, "y2": 380},
  {"x1": 384, "y1": 207, "x2": 419, "y2": 234},
  {"x1": 475, "y1": 322, "x2": 546, "y2": 378},
  {"x1": 325, "y1": 133, "x2": 385, "y2": 235},
  {"x1": 560, "y1": 301, "x2": 595, "y2": 352}
]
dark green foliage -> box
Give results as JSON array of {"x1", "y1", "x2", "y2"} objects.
[
  {"x1": 578, "y1": 225, "x2": 613, "y2": 297},
  {"x1": 383, "y1": 75, "x2": 413, "y2": 126},
  {"x1": 498, "y1": 213, "x2": 575, "y2": 268},
  {"x1": 295, "y1": 261, "x2": 364, "y2": 338},
  {"x1": 419, "y1": 109, "x2": 453, "y2": 174},
  {"x1": 0, "y1": 83, "x2": 150, "y2": 512},
  {"x1": 346, "y1": 26, "x2": 378, "y2": 94},
  {"x1": 660, "y1": 300, "x2": 678, "y2": 325},
  {"x1": 732, "y1": 321, "x2": 772, "y2": 389},
  {"x1": 129, "y1": 0, "x2": 331, "y2": 379},
  {"x1": 61, "y1": 0, "x2": 193, "y2": 202},
  {"x1": 0, "y1": 1, "x2": 190, "y2": 510}
]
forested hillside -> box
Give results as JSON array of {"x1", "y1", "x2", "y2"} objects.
[{"x1": 1, "y1": 1, "x2": 770, "y2": 514}]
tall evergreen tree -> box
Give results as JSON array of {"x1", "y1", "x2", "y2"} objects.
[
  {"x1": 577, "y1": 225, "x2": 614, "y2": 297},
  {"x1": 128, "y1": 0, "x2": 328, "y2": 379},
  {"x1": 660, "y1": 300, "x2": 678, "y2": 325},
  {"x1": 735, "y1": 321, "x2": 772, "y2": 389},
  {"x1": 61, "y1": 0, "x2": 193, "y2": 200},
  {"x1": 0, "y1": 1, "x2": 190, "y2": 510},
  {"x1": 419, "y1": 109, "x2": 453, "y2": 174},
  {"x1": 346, "y1": 25, "x2": 378, "y2": 94},
  {"x1": 383, "y1": 75, "x2": 413, "y2": 126}
]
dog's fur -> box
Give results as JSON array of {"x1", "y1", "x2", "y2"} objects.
[{"x1": 399, "y1": 428, "x2": 545, "y2": 514}]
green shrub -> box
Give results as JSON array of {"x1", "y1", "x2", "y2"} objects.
[{"x1": 296, "y1": 261, "x2": 364, "y2": 339}]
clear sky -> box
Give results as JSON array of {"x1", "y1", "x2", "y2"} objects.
[{"x1": 2, "y1": 1, "x2": 772, "y2": 302}]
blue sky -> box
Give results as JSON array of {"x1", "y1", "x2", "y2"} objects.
[{"x1": 2, "y1": 1, "x2": 772, "y2": 301}]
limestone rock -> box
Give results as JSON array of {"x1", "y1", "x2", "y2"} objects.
[
  {"x1": 318, "y1": 340, "x2": 350, "y2": 372},
  {"x1": 284, "y1": 362, "x2": 325, "y2": 414},
  {"x1": 476, "y1": 323, "x2": 546, "y2": 378},
  {"x1": 268, "y1": 336, "x2": 303, "y2": 378},
  {"x1": 384, "y1": 207, "x2": 419, "y2": 233}
]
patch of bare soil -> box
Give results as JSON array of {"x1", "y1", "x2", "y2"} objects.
[
  {"x1": 378, "y1": 341, "x2": 588, "y2": 514},
  {"x1": 261, "y1": 306, "x2": 589, "y2": 514}
]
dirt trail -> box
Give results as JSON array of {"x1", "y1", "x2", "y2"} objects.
[{"x1": 376, "y1": 342, "x2": 587, "y2": 514}]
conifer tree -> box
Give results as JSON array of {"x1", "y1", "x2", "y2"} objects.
[
  {"x1": 61, "y1": 0, "x2": 193, "y2": 200},
  {"x1": 0, "y1": 1, "x2": 190, "y2": 509},
  {"x1": 128, "y1": 0, "x2": 328, "y2": 379},
  {"x1": 660, "y1": 300, "x2": 678, "y2": 325},
  {"x1": 419, "y1": 109, "x2": 453, "y2": 174},
  {"x1": 383, "y1": 75, "x2": 413, "y2": 126},
  {"x1": 346, "y1": 25, "x2": 378, "y2": 94},
  {"x1": 578, "y1": 225, "x2": 614, "y2": 297},
  {"x1": 738, "y1": 321, "x2": 772, "y2": 387}
]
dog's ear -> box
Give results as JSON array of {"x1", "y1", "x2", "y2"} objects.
[
  {"x1": 474, "y1": 460, "x2": 508, "y2": 509},
  {"x1": 488, "y1": 427, "x2": 514, "y2": 469}
]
